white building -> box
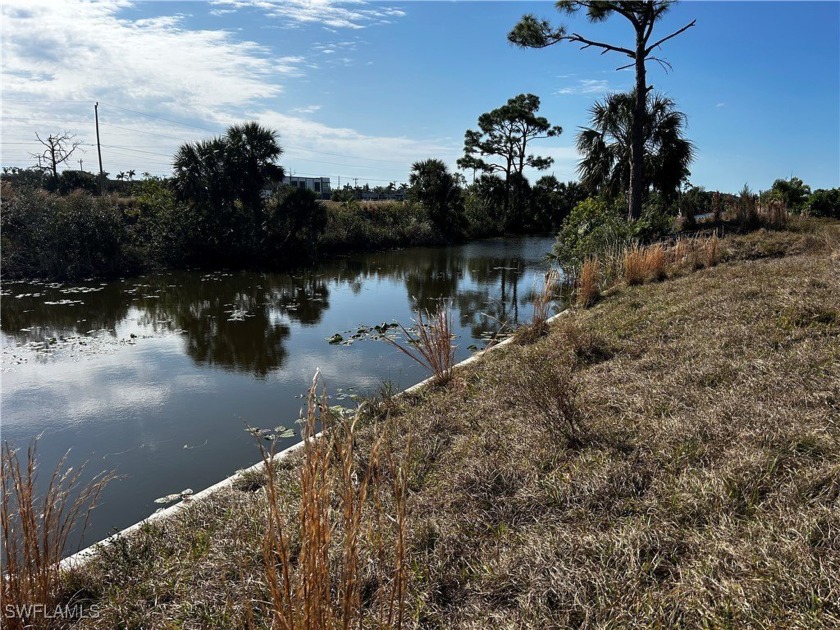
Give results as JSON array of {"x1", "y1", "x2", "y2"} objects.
[{"x1": 282, "y1": 175, "x2": 331, "y2": 199}]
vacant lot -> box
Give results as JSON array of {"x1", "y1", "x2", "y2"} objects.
[{"x1": 65, "y1": 221, "x2": 839, "y2": 629}]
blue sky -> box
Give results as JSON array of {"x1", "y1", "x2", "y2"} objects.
[{"x1": 2, "y1": 1, "x2": 838, "y2": 192}]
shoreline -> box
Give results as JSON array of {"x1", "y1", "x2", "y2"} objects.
[{"x1": 60, "y1": 307, "x2": 570, "y2": 571}]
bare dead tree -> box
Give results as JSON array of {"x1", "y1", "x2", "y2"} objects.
[{"x1": 30, "y1": 132, "x2": 83, "y2": 181}]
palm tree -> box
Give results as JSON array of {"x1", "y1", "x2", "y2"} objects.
[
  {"x1": 409, "y1": 159, "x2": 463, "y2": 235},
  {"x1": 172, "y1": 122, "x2": 283, "y2": 212},
  {"x1": 224, "y1": 122, "x2": 284, "y2": 212},
  {"x1": 576, "y1": 91, "x2": 694, "y2": 206},
  {"x1": 172, "y1": 136, "x2": 231, "y2": 208},
  {"x1": 171, "y1": 123, "x2": 284, "y2": 262}
]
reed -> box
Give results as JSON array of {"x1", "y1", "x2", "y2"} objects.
[
  {"x1": 576, "y1": 256, "x2": 600, "y2": 308},
  {"x1": 517, "y1": 270, "x2": 560, "y2": 344},
  {"x1": 385, "y1": 302, "x2": 456, "y2": 385},
  {"x1": 260, "y1": 372, "x2": 407, "y2": 629},
  {"x1": 702, "y1": 233, "x2": 721, "y2": 268},
  {"x1": 1, "y1": 440, "x2": 112, "y2": 630}
]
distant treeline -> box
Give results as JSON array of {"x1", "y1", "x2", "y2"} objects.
[
  {"x1": 3, "y1": 114, "x2": 836, "y2": 282},
  {"x1": 0, "y1": 169, "x2": 585, "y2": 281}
]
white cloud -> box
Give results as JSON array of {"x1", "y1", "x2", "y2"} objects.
[
  {"x1": 211, "y1": 0, "x2": 406, "y2": 30},
  {"x1": 0, "y1": 0, "x2": 434, "y2": 184},
  {"x1": 289, "y1": 105, "x2": 322, "y2": 115},
  {"x1": 1, "y1": 0, "x2": 297, "y2": 171},
  {"x1": 555, "y1": 79, "x2": 611, "y2": 95},
  {"x1": 1, "y1": 1, "x2": 288, "y2": 113},
  {"x1": 716, "y1": 102, "x2": 726, "y2": 108},
  {"x1": 215, "y1": 108, "x2": 458, "y2": 182}
]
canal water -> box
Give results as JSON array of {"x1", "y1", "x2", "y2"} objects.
[{"x1": 1, "y1": 236, "x2": 559, "y2": 549}]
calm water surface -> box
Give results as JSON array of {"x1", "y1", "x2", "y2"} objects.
[{"x1": 1, "y1": 237, "x2": 559, "y2": 549}]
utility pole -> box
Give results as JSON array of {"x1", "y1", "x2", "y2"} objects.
[
  {"x1": 78, "y1": 159, "x2": 83, "y2": 172},
  {"x1": 95, "y1": 102, "x2": 104, "y2": 195}
]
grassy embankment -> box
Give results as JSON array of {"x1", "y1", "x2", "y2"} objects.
[{"x1": 31, "y1": 220, "x2": 840, "y2": 628}]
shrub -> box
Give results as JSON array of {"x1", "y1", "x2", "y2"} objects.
[
  {"x1": 554, "y1": 197, "x2": 631, "y2": 272},
  {"x1": 508, "y1": 346, "x2": 581, "y2": 445},
  {"x1": 263, "y1": 186, "x2": 328, "y2": 263},
  {"x1": 805, "y1": 188, "x2": 840, "y2": 219},
  {"x1": 319, "y1": 201, "x2": 438, "y2": 254},
  {"x1": 1, "y1": 188, "x2": 135, "y2": 279},
  {"x1": 631, "y1": 199, "x2": 676, "y2": 242}
]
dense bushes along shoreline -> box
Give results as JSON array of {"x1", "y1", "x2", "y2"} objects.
[
  {"x1": 4, "y1": 173, "x2": 837, "y2": 282},
  {"x1": 0, "y1": 175, "x2": 582, "y2": 281},
  {"x1": 0, "y1": 184, "x2": 444, "y2": 281}
]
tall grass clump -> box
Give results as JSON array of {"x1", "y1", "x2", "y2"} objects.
[
  {"x1": 670, "y1": 233, "x2": 720, "y2": 271},
  {"x1": 702, "y1": 233, "x2": 721, "y2": 268},
  {"x1": 517, "y1": 270, "x2": 561, "y2": 344},
  {"x1": 509, "y1": 347, "x2": 581, "y2": 445},
  {"x1": 623, "y1": 243, "x2": 667, "y2": 285},
  {"x1": 260, "y1": 373, "x2": 407, "y2": 629},
  {"x1": 386, "y1": 302, "x2": 456, "y2": 385},
  {"x1": 1, "y1": 440, "x2": 112, "y2": 630},
  {"x1": 763, "y1": 198, "x2": 789, "y2": 228},
  {"x1": 576, "y1": 256, "x2": 601, "y2": 308}
]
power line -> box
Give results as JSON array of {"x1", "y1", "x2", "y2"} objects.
[{"x1": 6, "y1": 103, "x2": 427, "y2": 168}]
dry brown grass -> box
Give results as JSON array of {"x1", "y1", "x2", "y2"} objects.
[
  {"x1": 516, "y1": 270, "x2": 560, "y2": 344},
  {"x1": 1, "y1": 441, "x2": 112, "y2": 630},
  {"x1": 576, "y1": 257, "x2": 600, "y2": 308},
  {"x1": 52, "y1": 221, "x2": 840, "y2": 629},
  {"x1": 260, "y1": 372, "x2": 408, "y2": 629},
  {"x1": 624, "y1": 243, "x2": 667, "y2": 285},
  {"x1": 763, "y1": 199, "x2": 789, "y2": 228},
  {"x1": 386, "y1": 304, "x2": 456, "y2": 385},
  {"x1": 391, "y1": 230, "x2": 839, "y2": 628},
  {"x1": 507, "y1": 346, "x2": 581, "y2": 444}
]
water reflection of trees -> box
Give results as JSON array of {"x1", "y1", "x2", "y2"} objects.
[
  {"x1": 1, "y1": 237, "x2": 557, "y2": 374},
  {"x1": 135, "y1": 272, "x2": 330, "y2": 377},
  {"x1": 316, "y1": 242, "x2": 545, "y2": 340},
  {"x1": 1, "y1": 271, "x2": 331, "y2": 377},
  {"x1": 0, "y1": 282, "x2": 130, "y2": 341}
]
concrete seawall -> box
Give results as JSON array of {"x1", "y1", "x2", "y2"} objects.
[{"x1": 61, "y1": 308, "x2": 569, "y2": 570}]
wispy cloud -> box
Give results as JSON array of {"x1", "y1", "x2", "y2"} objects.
[
  {"x1": 0, "y1": 0, "x2": 431, "y2": 183},
  {"x1": 289, "y1": 105, "x2": 322, "y2": 114},
  {"x1": 716, "y1": 102, "x2": 726, "y2": 108},
  {"x1": 2, "y1": 1, "x2": 292, "y2": 114},
  {"x1": 211, "y1": 0, "x2": 406, "y2": 30},
  {"x1": 555, "y1": 79, "x2": 611, "y2": 96}
]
